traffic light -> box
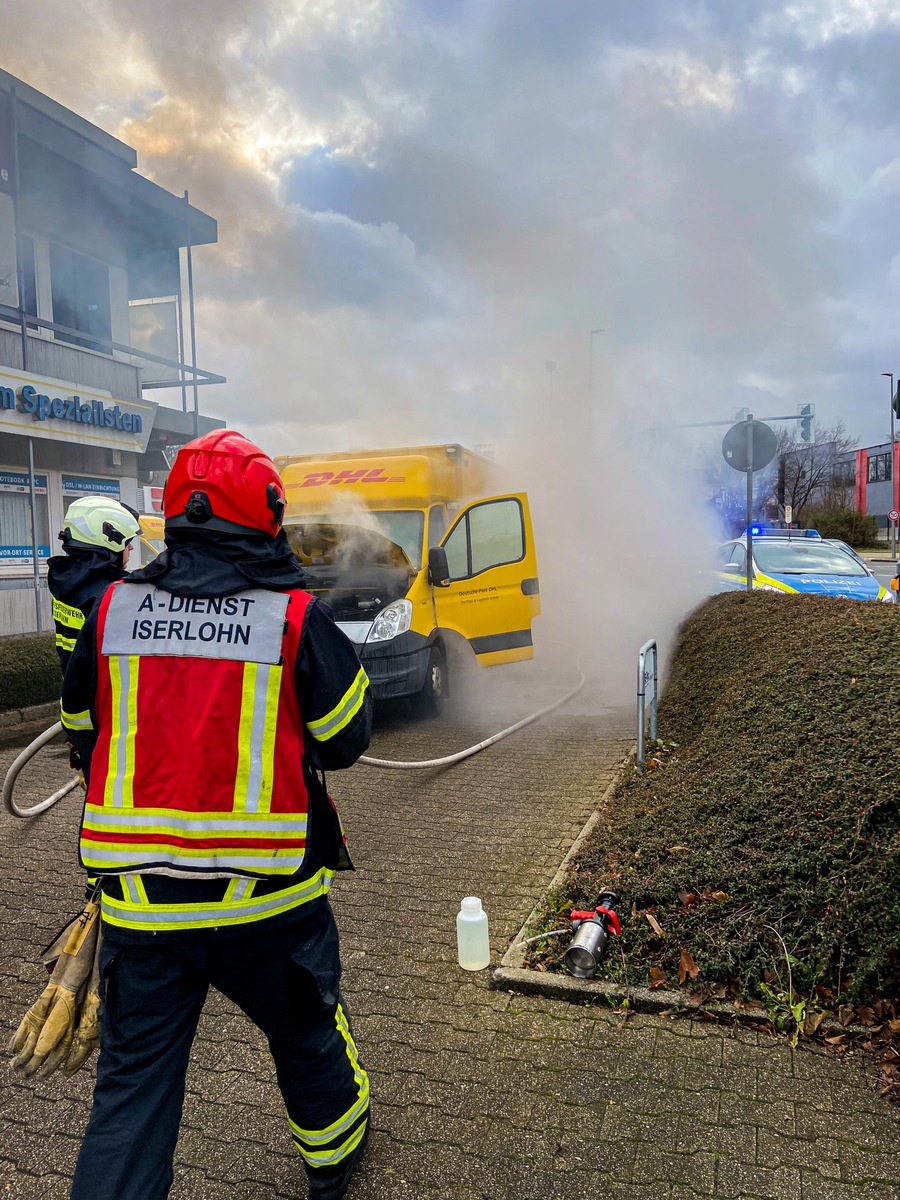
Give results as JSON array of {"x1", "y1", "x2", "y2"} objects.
[
  {"x1": 798, "y1": 403, "x2": 815, "y2": 442},
  {"x1": 893, "y1": 387, "x2": 900, "y2": 418}
]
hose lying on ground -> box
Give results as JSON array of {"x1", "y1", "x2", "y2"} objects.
[
  {"x1": 4, "y1": 657, "x2": 586, "y2": 810},
  {"x1": 3, "y1": 723, "x2": 79, "y2": 819},
  {"x1": 358, "y1": 662, "x2": 585, "y2": 770}
]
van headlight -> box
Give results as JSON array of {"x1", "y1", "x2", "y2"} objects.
[{"x1": 368, "y1": 599, "x2": 413, "y2": 642}]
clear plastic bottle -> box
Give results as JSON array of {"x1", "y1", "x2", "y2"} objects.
[{"x1": 456, "y1": 896, "x2": 490, "y2": 970}]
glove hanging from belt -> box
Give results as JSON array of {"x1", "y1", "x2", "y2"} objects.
[{"x1": 7, "y1": 892, "x2": 103, "y2": 1079}]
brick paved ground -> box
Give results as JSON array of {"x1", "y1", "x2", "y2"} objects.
[{"x1": 1, "y1": 668, "x2": 899, "y2": 1199}]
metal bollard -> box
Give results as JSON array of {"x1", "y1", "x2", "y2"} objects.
[{"x1": 636, "y1": 639, "x2": 658, "y2": 772}]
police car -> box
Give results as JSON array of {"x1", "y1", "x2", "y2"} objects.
[{"x1": 716, "y1": 526, "x2": 893, "y2": 603}]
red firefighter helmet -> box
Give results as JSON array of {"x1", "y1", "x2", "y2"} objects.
[{"x1": 164, "y1": 430, "x2": 286, "y2": 536}]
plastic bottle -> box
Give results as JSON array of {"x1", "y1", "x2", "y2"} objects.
[{"x1": 456, "y1": 896, "x2": 490, "y2": 970}]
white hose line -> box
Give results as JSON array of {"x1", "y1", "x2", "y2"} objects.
[
  {"x1": 3, "y1": 722, "x2": 79, "y2": 819},
  {"x1": 358, "y1": 666, "x2": 585, "y2": 770}
]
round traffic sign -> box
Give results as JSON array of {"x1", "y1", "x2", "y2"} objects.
[
  {"x1": 890, "y1": 510, "x2": 899, "y2": 523},
  {"x1": 721, "y1": 420, "x2": 778, "y2": 473}
]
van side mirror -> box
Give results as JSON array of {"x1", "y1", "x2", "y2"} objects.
[{"x1": 428, "y1": 546, "x2": 451, "y2": 587}]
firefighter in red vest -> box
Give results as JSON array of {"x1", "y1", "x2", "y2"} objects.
[{"x1": 61, "y1": 430, "x2": 373, "y2": 1200}]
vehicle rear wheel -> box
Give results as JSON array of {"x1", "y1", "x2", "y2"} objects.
[{"x1": 410, "y1": 647, "x2": 447, "y2": 718}]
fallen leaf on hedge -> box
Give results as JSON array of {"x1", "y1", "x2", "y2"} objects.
[
  {"x1": 678, "y1": 948, "x2": 700, "y2": 983},
  {"x1": 888, "y1": 1019, "x2": 900, "y2": 1034},
  {"x1": 840, "y1": 1006, "x2": 855, "y2": 1026},
  {"x1": 803, "y1": 1011, "x2": 827, "y2": 1036},
  {"x1": 825, "y1": 1034, "x2": 846, "y2": 1046},
  {"x1": 677, "y1": 891, "x2": 697, "y2": 907},
  {"x1": 648, "y1": 967, "x2": 667, "y2": 990},
  {"x1": 687, "y1": 990, "x2": 706, "y2": 1005},
  {"x1": 667, "y1": 845, "x2": 691, "y2": 853},
  {"x1": 855, "y1": 1006, "x2": 876, "y2": 1026},
  {"x1": 706, "y1": 890, "x2": 730, "y2": 903},
  {"x1": 644, "y1": 912, "x2": 665, "y2": 937}
]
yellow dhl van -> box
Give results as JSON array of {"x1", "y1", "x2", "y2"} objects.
[
  {"x1": 136, "y1": 513, "x2": 165, "y2": 567},
  {"x1": 275, "y1": 444, "x2": 541, "y2": 712}
]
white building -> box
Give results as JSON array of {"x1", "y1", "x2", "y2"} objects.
[{"x1": 0, "y1": 70, "x2": 224, "y2": 635}]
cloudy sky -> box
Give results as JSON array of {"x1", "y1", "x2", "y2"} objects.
[{"x1": 7, "y1": 0, "x2": 900, "y2": 463}]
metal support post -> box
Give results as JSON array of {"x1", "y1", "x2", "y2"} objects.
[
  {"x1": 184, "y1": 191, "x2": 200, "y2": 437},
  {"x1": 745, "y1": 414, "x2": 754, "y2": 592},
  {"x1": 892, "y1": 380, "x2": 897, "y2": 560},
  {"x1": 27, "y1": 438, "x2": 42, "y2": 634},
  {"x1": 636, "y1": 639, "x2": 659, "y2": 773}
]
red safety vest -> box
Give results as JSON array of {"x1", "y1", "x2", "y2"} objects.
[{"x1": 80, "y1": 582, "x2": 314, "y2": 880}]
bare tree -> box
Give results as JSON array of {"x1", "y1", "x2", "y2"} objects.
[{"x1": 776, "y1": 421, "x2": 857, "y2": 515}]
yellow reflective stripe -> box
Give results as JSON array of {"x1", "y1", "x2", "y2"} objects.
[
  {"x1": 223, "y1": 877, "x2": 256, "y2": 902},
  {"x1": 104, "y1": 656, "x2": 140, "y2": 810},
  {"x1": 61, "y1": 706, "x2": 93, "y2": 731},
  {"x1": 257, "y1": 664, "x2": 281, "y2": 815},
  {"x1": 82, "y1": 803, "x2": 308, "y2": 833},
  {"x1": 753, "y1": 571, "x2": 798, "y2": 594},
  {"x1": 82, "y1": 841, "x2": 306, "y2": 865},
  {"x1": 122, "y1": 874, "x2": 149, "y2": 905},
  {"x1": 878, "y1": 585, "x2": 889, "y2": 601},
  {"x1": 308, "y1": 668, "x2": 368, "y2": 743},
  {"x1": 233, "y1": 662, "x2": 258, "y2": 814},
  {"x1": 289, "y1": 1003, "x2": 369, "y2": 1164},
  {"x1": 234, "y1": 662, "x2": 283, "y2": 814},
  {"x1": 56, "y1": 634, "x2": 78, "y2": 651},
  {"x1": 52, "y1": 597, "x2": 85, "y2": 629},
  {"x1": 99, "y1": 867, "x2": 334, "y2": 931}
]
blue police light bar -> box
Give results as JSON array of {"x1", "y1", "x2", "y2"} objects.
[{"x1": 743, "y1": 525, "x2": 821, "y2": 539}]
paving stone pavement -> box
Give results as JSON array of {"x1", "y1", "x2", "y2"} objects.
[{"x1": 1, "y1": 669, "x2": 899, "y2": 1199}]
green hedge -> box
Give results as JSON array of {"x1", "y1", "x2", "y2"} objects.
[
  {"x1": 802, "y1": 506, "x2": 880, "y2": 547},
  {"x1": 0, "y1": 634, "x2": 61, "y2": 711}
]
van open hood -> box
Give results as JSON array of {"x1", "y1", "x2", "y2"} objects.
[{"x1": 284, "y1": 522, "x2": 416, "y2": 620}]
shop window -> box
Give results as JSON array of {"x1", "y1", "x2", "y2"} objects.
[
  {"x1": 0, "y1": 471, "x2": 51, "y2": 563},
  {"x1": 50, "y1": 243, "x2": 111, "y2": 353},
  {"x1": 62, "y1": 476, "x2": 121, "y2": 515}
]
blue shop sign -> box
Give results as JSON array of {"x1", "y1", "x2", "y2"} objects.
[
  {"x1": 0, "y1": 545, "x2": 51, "y2": 559},
  {"x1": 0, "y1": 470, "x2": 48, "y2": 493},
  {"x1": 62, "y1": 476, "x2": 121, "y2": 497},
  {"x1": 0, "y1": 383, "x2": 143, "y2": 434}
]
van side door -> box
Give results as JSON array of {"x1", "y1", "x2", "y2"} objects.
[{"x1": 431, "y1": 493, "x2": 540, "y2": 665}]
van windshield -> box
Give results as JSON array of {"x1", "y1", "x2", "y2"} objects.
[{"x1": 293, "y1": 511, "x2": 424, "y2": 568}]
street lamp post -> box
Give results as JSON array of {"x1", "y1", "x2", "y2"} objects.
[{"x1": 882, "y1": 372, "x2": 896, "y2": 559}]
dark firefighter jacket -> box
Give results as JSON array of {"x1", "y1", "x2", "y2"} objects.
[
  {"x1": 60, "y1": 530, "x2": 372, "y2": 933},
  {"x1": 47, "y1": 547, "x2": 127, "y2": 676}
]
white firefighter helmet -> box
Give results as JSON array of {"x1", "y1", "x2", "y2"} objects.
[{"x1": 62, "y1": 496, "x2": 141, "y2": 552}]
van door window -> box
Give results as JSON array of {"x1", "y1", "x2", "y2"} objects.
[
  {"x1": 442, "y1": 497, "x2": 526, "y2": 580},
  {"x1": 469, "y1": 499, "x2": 524, "y2": 574},
  {"x1": 428, "y1": 505, "x2": 448, "y2": 548},
  {"x1": 443, "y1": 516, "x2": 470, "y2": 579}
]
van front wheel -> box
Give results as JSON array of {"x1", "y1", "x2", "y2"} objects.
[{"x1": 410, "y1": 647, "x2": 447, "y2": 718}]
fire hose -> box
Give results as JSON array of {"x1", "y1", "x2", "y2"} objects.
[
  {"x1": 3, "y1": 723, "x2": 79, "y2": 819},
  {"x1": 357, "y1": 659, "x2": 585, "y2": 769},
  {"x1": 3, "y1": 659, "x2": 585, "y2": 815}
]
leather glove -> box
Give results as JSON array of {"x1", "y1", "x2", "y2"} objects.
[
  {"x1": 8, "y1": 897, "x2": 101, "y2": 1079},
  {"x1": 8, "y1": 981, "x2": 78, "y2": 1077}
]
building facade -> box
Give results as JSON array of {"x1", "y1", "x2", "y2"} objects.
[{"x1": 0, "y1": 71, "x2": 224, "y2": 635}]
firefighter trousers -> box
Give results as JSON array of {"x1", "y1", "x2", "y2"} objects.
[{"x1": 70, "y1": 898, "x2": 369, "y2": 1200}]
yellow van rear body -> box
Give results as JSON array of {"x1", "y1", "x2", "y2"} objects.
[{"x1": 276, "y1": 444, "x2": 540, "y2": 704}]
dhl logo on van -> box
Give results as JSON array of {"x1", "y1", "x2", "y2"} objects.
[{"x1": 286, "y1": 468, "x2": 407, "y2": 489}]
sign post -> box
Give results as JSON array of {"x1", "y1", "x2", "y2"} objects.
[{"x1": 722, "y1": 414, "x2": 778, "y2": 593}]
